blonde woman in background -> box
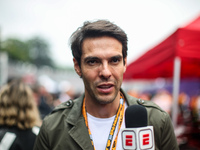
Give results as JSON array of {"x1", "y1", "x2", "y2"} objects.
[{"x1": 0, "y1": 79, "x2": 41, "y2": 150}]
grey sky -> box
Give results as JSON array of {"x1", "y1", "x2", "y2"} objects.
[{"x1": 0, "y1": 0, "x2": 200, "y2": 67}]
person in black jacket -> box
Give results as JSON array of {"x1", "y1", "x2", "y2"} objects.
[{"x1": 0, "y1": 79, "x2": 41, "y2": 150}]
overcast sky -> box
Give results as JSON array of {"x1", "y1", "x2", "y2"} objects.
[{"x1": 0, "y1": 0, "x2": 200, "y2": 67}]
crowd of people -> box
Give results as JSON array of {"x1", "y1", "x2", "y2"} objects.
[
  {"x1": 128, "y1": 89, "x2": 200, "y2": 149},
  {"x1": 0, "y1": 76, "x2": 80, "y2": 149},
  {"x1": 0, "y1": 76, "x2": 200, "y2": 149}
]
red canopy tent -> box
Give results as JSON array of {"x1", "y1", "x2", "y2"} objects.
[
  {"x1": 124, "y1": 16, "x2": 200, "y2": 80},
  {"x1": 123, "y1": 16, "x2": 200, "y2": 127}
]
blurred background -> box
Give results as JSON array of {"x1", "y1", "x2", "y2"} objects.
[{"x1": 0, "y1": 0, "x2": 200, "y2": 149}]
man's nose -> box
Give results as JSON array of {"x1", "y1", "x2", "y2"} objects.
[{"x1": 99, "y1": 63, "x2": 111, "y2": 79}]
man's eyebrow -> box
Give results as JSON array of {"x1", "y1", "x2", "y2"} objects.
[
  {"x1": 110, "y1": 55, "x2": 123, "y2": 59},
  {"x1": 84, "y1": 56, "x2": 99, "y2": 62},
  {"x1": 84, "y1": 55, "x2": 123, "y2": 62}
]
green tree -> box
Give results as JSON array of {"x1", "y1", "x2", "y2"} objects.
[
  {"x1": 1, "y1": 38, "x2": 30, "y2": 62},
  {"x1": 1, "y1": 36, "x2": 55, "y2": 68},
  {"x1": 27, "y1": 37, "x2": 54, "y2": 68}
]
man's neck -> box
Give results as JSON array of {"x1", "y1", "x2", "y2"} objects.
[{"x1": 85, "y1": 96, "x2": 120, "y2": 118}]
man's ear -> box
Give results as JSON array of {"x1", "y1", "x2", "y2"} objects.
[
  {"x1": 123, "y1": 57, "x2": 127, "y2": 73},
  {"x1": 73, "y1": 58, "x2": 82, "y2": 77}
]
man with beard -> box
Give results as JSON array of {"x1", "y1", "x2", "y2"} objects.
[{"x1": 34, "y1": 20, "x2": 178, "y2": 150}]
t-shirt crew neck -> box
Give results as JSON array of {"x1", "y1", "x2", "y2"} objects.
[{"x1": 87, "y1": 102, "x2": 128, "y2": 150}]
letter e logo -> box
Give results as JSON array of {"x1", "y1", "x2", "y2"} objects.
[
  {"x1": 122, "y1": 130, "x2": 136, "y2": 149},
  {"x1": 125, "y1": 135, "x2": 132, "y2": 146},
  {"x1": 143, "y1": 134, "x2": 149, "y2": 145},
  {"x1": 139, "y1": 129, "x2": 153, "y2": 149}
]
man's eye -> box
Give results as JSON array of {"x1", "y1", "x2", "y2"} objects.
[
  {"x1": 111, "y1": 58, "x2": 120, "y2": 63},
  {"x1": 87, "y1": 60, "x2": 98, "y2": 65}
]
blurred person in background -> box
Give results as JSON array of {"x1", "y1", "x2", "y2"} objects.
[
  {"x1": 31, "y1": 83, "x2": 53, "y2": 120},
  {"x1": 151, "y1": 90, "x2": 172, "y2": 115},
  {"x1": 177, "y1": 93, "x2": 200, "y2": 149},
  {"x1": 0, "y1": 79, "x2": 41, "y2": 150},
  {"x1": 57, "y1": 80, "x2": 75, "y2": 104}
]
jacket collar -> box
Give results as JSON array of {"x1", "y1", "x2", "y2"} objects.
[
  {"x1": 64, "y1": 94, "x2": 93, "y2": 149},
  {"x1": 64, "y1": 89, "x2": 138, "y2": 149},
  {"x1": 121, "y1": 88, "x2": 138, "y2": 106},
  {"x1": 65, "y1": 94, "x2": 85, "y2": 125},
  {"x1": 65, "y1": 89, "x2": 139, "y2": 124}
]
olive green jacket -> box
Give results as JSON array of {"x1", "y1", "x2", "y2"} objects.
[{"x1": 34, "y1": 89, "x2": 179, "y2": 150}]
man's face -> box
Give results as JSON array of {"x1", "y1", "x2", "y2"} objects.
[{"x1": 74, "y1": 36, "x2": 127, "y2": 105}]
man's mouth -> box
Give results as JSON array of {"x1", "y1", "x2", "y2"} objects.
[
  {"x1": 97, "y1": 83, "x2": 114, "y2": 93},
  {"x1": 98, "y1": 84, "x2": 113, "y2": 89}
]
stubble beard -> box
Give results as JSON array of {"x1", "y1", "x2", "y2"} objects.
[
  {"x1": 95, "y1": 92, "x2": 117, "y2": 105},
  {"x1": 84, "y1": 79, "x2": 121, "y2": 105}
]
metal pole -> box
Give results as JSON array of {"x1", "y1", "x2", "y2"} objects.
[
  {"x1": 172, "y1": 57, "x2": 181, "y2": 128},
  {"x1": 0, "y1": 27, "x2": 8, "y2": 86}
]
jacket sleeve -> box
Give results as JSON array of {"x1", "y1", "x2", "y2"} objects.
[
  {"x1": 160, "y1": 113, "x2": 179, "y2": 150},
  {"x1": 33, "y1": 120, "x2": 49, "y2": 150}
]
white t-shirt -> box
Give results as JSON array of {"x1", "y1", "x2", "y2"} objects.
[{"x1": 87, "y1": 103, "x2": 128, "y2": 150}]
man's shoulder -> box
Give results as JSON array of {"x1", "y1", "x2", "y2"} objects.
[
  {"x1": 122, "y1": 89, "x2": 164, "y2": 111},
  {"x1": 136, "y1": 99, "x2": 166, "y2": 113},
  {"x1": 126, "y1": 93, "x2": 169, "y2": 119},
  {"x1": 43, "y1": 96, "x2": 83, "y2": 121},
  {"x1": 127, "y1": 96, "x2": 171, "y2": 128},
  {"x1": 51, "y1": 99, "x2": 75, "y2": 114},
  {"x1": 125, "y1": 92, "x2": 166, "y2": 113}
]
